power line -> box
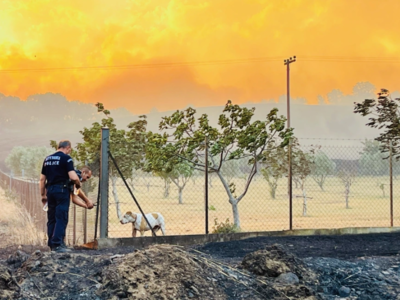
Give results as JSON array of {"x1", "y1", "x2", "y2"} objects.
[{"x1": 1, "y1": 56, "x2": 400, "y2": 73}]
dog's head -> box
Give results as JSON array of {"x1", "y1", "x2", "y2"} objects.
[{"x1": 120, "y1": 211, "x2": 137, "y2": 224}]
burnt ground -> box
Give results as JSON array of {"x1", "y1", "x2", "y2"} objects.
[
  {"x1": 192, "y1": 232, "x2": 400, "y2": 262},
  {"x1": 192, "y1": 233, "x2": 400, "y2": 299},
  {"x1": 1, "y1": 233, "x2": 400, "y2": 299}
]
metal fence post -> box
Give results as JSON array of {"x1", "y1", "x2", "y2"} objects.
[
  {"x1": 205, "y1": 136, "x2": 209, "y2": 235},
  {"x1": 100, "y1": 127, "x2": 110, "y2": 239},
  {"x1": 390, "y1": 140, "x2": 393, "y2": 227},
  {"x1": 83, "y1": 160, "x2": 88, "y2": 244}
]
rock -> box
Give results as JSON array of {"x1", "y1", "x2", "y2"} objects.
[
  {"x1": 6, "y1": 250, "x2": 29, "y2": 266},
  {"x1": 275, "y1": 272, "x2": 299, "y2": 285},
  {"x1": 339, "y1": 286, "x2": 351, "y2": 297},
  {"x1": 188, "y1": 292, "x2": 194, "y2": 298}
]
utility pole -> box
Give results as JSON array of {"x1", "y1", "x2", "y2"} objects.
[{"x1": 284, "y1": 56, "x2": 296, "y2": 231}]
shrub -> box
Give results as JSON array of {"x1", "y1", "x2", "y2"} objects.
[{"x1": 211, "y1": 218, "x2": 240, "y2": 234}]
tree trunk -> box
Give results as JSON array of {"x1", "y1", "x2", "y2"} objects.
[
  {"x1": 111, "y1": 176, "x2": 123, "y2": 220},
  {"x1": 231, "y1": 200, "x2": 240, "y2": 229},
  {"x1": 178, "y1": 187, "x2": 183, "y2": 204},
  {"x1": 268, "y1": 182, "x2": 277, "y2": 199},
  {"x1": 270, "y1": 187, "x2": 276, "y2": 199},
  {"x1": 215, "y1": 170, "x2": 241, "y2": 228},
  {"x1": 317, "y1": 176, "x2": 325, "y2": 191},
  {"x1": 302, "y1": 187, "x2": 307, "y2": 216},
  {"x1": 345, "y1": 184, "x2": 350, "y2": 209},
  {"x1": 163, "y1": 179, "x2": 170, "y2": 198}
]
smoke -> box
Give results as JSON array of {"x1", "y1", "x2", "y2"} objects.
[{"x1": 1, "y1": 0, "x2": 400, "y2": 113}]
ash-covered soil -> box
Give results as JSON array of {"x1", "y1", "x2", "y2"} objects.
[
  {"x1": 1, "y1": 232, "x2": 400, "y2": 299},
  {"x1": 193, "y1": 233, "x2": 400, "y2": 299}
]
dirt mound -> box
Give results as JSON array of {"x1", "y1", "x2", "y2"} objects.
[
  {"x1": 242, "y1": 244, "x2": 318, "y2": 281},
  {"x1": 99, "y1": 245, "x2": 226, "y2": 300},
  {"x1": 2, "y1": 245, "x2": 226, "y2": 300},
  {"x1": 241, "y1": 244, "x2": 321, "y2": 299},
  {"x1": 0, "y1": 264, "x2": 20, "y2": 300}
]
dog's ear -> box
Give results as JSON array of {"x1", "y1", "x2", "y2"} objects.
[{"x1": 126, "y1": 211, "x2": 132, "y2": 216}]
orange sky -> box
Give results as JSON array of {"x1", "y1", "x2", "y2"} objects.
[{"x1": 1, "y1": 0, "x2": 400, "y2": 114}]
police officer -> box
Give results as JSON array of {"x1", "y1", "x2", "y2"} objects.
[{"x1": 39, "y1": 140, "x2": 81, "y2": 253}]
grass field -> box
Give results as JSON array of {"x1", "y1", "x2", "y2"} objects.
[{"x1": 99, "y1": 174, "x2": 400, "y2": 238}]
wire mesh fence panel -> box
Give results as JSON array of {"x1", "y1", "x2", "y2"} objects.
[
  {"x1": 65, "y1": 165, "x2": 100, "y2": 245},
  {"x1": 0, "y1": 171, "x2": 47, "y2": 246},
  {"x1": 392, "y1": 158, "x2": 400, "y2": 227},
  {"x1": 0, "y1": 166, "x2": 100, "y2": 247},
  {"x1": 107, "y1": 166, "x2": 206, "y2": 238},
  {"x1": 207, "y1": 162, "x2": 290, "y2": 234},
  {"x1": 292, "y1": 144, "x2": 392, "y2": 229}
]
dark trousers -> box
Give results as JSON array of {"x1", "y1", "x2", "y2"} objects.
[{"x1": 46, "y1": 185, "x2": 70, "y2": 248}]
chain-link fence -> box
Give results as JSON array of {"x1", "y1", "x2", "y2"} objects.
[
  {"x1": 104, "y1": 139, "x2": 400, "y2": 238},
  {"x1": 2, "y1": 138, "x2": 400, "y2": 244},
  {"x1": 0, "y1": 162, "x2": 100, "y2": 246}
]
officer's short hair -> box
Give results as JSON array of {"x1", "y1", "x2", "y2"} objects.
[
  {"x1": 58, "y1": 140, "x2": 71, "y2": 149},
  {"x1": 81, "y1": 166, "x2": 92, "y2": 173}
]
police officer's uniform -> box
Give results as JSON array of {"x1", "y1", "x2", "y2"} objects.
[{"x1": 41, "y1": 151, "x2": 75, "y2": 250}]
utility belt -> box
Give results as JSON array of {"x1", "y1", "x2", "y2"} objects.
[{"x1": 46, "y1": 180, "x2": 70, "y2": 189}]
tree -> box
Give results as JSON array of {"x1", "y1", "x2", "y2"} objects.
[
  {"x1": 5, "y1": 146, "x2": 53, "y2": 179},
  {"x1": 145, "y1": 137, "x2": 193, "y2": 204},
  {"x1": 75, "y1": 103, "x2": 147, "y2": 220},
  {"x1": 5, "y1": 146, "x2": 26, "y2": 176},
  {"x1": 291, "y1": 141, "x2": 314, "y2": 216},
  {"x1": 168, "y1": 162, "x2": 193, "y2": 204},
  {"x1": 337, "y1": 168, "x2": 357, "y2": 209},
  {"x1": 359, "y1": 139, "x2": 388, "y2": 176},
  {"x1": 311, "y1": 149, "x2": 336, "y2": 191},
  {"x1": 261, "y1": 142, "x2": 287, "y2": 199},
  {"x1": 354, "y1": 88, "x2": 400, "y2": 158},
  {"x1": 146, "y1": 101, "x2": 292, "y2": 228}
]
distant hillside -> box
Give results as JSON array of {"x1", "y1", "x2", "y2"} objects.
[{"x1": 0, "y1": 85, "x2": 389, "y2": 170}]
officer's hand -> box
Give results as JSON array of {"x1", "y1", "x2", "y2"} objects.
[
  {"x1": 86, "y1": 200, "x2": 94, "y2": 210},
  {"x1": 41, "y1": 196, "x2": 47, "y2": 206},
  {"x1": 75, "y1": 182, "x2": 81, "y2": 189}
]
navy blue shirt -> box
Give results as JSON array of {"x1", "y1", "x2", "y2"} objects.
[{"x1": 41, "y1": 151, "x2": 75, "y2": 186}]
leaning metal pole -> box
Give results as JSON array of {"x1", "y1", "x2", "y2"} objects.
[
  {"x1": 284, "y1": 56, "x2": 296, "y2": 231},
  {"x1": 100, "y1": 127, "x2": 110, "y2": 239},
  {"x1": 205, "y1": 136, "x2": 209, "y2": 235},
  {"x1": 108, "y1": 151, "x2": 156, "y2": 237},
  {"x1": 390, "y1": 140, "x2": 393, "y2": 227}
]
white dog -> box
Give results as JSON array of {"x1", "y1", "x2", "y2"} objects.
[{"x1": 120, "y1": 211, "x2": 166, "y2": 237}]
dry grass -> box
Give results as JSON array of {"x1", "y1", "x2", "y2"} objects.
[
  {"x1": 0, "y1": 187, "x2": 46, "y2": 247},
  {"x1": 105, "y1": 175, "x2": 399, "y2": 238}
]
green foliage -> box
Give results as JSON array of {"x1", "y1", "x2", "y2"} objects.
[
  {"x1": 311, "y1": 149, "x2": 335, "y2": 191},
  {"x1": 359, "y1": 139, "x2": 388, "y2": 176},
  {"x1": 147, "y1": 101, "x2": 292, "y2": 227},
  {"x1": 354, "y1": 88, "x2": 400, "y2": 159},
  {"x1": 74, "y1": 103, "x2": 147, "y2": 178},
  {"x1": 261, "y1": 138, "x2": 314, "y2": 197},
  {"x1": 261, "y1": 142, "x2": 287, "y2": 199},
  {"x1": 5, "y1": 146, "x2": 53, "y2": 179},
  {"x1": 211, "y1": 218, "x2": 240, "y2": 234},
  {"x1": 209, "y1": 205, "x2": 216, "y2": 211}
]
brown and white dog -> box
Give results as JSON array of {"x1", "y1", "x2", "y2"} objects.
[{"x1": 120, "y1": 211, "x2": 166, "y2": 237}]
